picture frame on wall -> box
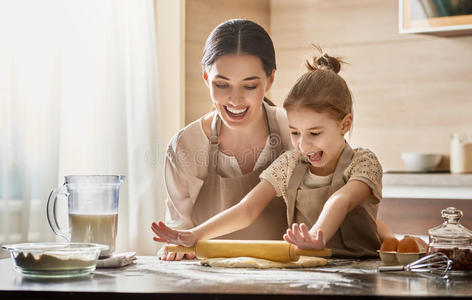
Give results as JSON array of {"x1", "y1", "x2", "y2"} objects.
[{"x1": 399, "y1": 0, "x2": 472, "y2": 35}]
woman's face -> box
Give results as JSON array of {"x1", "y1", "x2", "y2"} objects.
[
  {"x1": 287, "y1": 108, "x2": 352, "y2": 176},
  {"x1": 203, "y1": 54, "x2": 274, "y2": 129}
]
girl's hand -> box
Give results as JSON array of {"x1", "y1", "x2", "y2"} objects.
[
  {"x1": 283, "y1": 223, "x2": 325, "y2": 250},
  {"x1": 151, "y1": 221, "x2": 197, "y2": 247},
  {"x1": 157, "y1": 244, "x2": 196, "y2": 261}
]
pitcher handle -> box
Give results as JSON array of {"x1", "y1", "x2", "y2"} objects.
[{"x1": 46, "y1": 184, "x2": 70, "y2": 241}]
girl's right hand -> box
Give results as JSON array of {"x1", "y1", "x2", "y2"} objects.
[
  {"x1": 157, "y1": 245, "x2": 196, "y2": 261},
  {"x1": 283, "y1": 223, "x2": 325, "y2": 250},
  {"x1": 151, "y1": 221, "x2": 198, "y2": 247}
]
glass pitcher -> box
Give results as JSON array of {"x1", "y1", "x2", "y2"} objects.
[{"x1": 47, "y1": 175, "x2": 125, "y2": 257}]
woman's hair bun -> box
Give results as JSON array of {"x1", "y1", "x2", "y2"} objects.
[{"x1": 305, "y1": 44, "x2": 344, "y2": 74}]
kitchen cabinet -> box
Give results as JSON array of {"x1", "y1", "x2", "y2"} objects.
[
  {"x1": 380, "y1": 172, "x2": 472, "y2": 235},
  {"x1": 378, "y1": 196, "x2": 472, "y2": 236},
  {"x1": 400, "y1": 0, "x2": 472, "y2": 35},
  {"x1": 1, "y1": 256, "x2": 472, "y2": 299}
]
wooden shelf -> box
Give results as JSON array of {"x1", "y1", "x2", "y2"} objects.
[
  {"x1": 383, "y1": 172, "x2": 472, "y2": 187},
  {"x1": 400, "y1": 0, "x2": 472, "y2": 36},
  {"x1": 383, "y1": 172, "x2": 472, "y2": 199}
]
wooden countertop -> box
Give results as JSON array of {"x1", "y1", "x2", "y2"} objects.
[{"x1": 1, "y1": 256, "x2": 472, "y2": 299}]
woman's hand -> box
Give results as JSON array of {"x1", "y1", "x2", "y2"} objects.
[
  {"x1": 283, "y1": 223, "x2": 325, "y2": 250},
  {"x1": 151, "y1": 221, "x2": 198, "y2": 247},
  {"x1": 157, "y1": 244, "x2": 196, "y2": 261}
]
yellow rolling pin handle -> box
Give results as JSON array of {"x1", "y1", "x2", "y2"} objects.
[
  {"x1": 164, "y1": 245, "x2": 196, "y2": 254},
  {"x1": 289, "y1": 245, "x2": 332, "y2": 261}
]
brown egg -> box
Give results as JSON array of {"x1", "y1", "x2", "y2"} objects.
[
  {"x1": 411, "y1": 236, "x2": 427, "y2": 252},
  {"x1": 397, "y1": 236, "x2": 420, "y2": 253},
  {"x1": 380, "y1": 237, "x2": 399, "y2": 251}
]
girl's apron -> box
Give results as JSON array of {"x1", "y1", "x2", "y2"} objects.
[
  {"x1": 191, "y1": 105, "x2": 288, "y2": 240},
  {"x1": 286, "y1": 143, "x2": 381, "y2": 257}
]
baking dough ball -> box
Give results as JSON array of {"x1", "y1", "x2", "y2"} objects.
[{"x1": 200, "y1": 256, "x2": 327, "y2": 269}]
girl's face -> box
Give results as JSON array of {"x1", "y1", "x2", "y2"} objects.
[
  {"x1": 287, "y1": 108, "x2": 352, "y2": 176},
  {"x1": 203, "y1": 54, "x2": 275, "y2": 129}
]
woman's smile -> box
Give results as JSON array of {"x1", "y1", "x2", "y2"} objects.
[{"x1": 224, "y1": 105, "x2": 249, "y2": 120}]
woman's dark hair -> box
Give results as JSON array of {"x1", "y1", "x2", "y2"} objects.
[{"x1": 202, "y1": 19, "x2": 276, "y2": 106}]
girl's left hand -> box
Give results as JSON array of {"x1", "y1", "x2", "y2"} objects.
[{"x1": 283, "y1": 223, "x2": 325, "y2": 250}]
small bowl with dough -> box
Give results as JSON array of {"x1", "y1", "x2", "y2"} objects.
[{"x1": 2, "y1": 242, "x2": 107, "y2": 278}]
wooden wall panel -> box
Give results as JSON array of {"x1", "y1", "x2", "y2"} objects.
[
  {"x1": 271, "y1": 0, "x2": 422, "y2": 47},
  {"x1": 185, "y1": 0, "x2": 271, "y2": 124},
  {"x1": 270, "y1": 0, "x2": 472, "y2": 171}
]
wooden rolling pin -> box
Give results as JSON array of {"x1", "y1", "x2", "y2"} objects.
[{"x1": 165, "y1": 240, "x2": 331, "y2": 262}]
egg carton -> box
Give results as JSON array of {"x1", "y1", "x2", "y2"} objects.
[{"x1": 378, "y1": 250, "x2": 427, "y2": 265}]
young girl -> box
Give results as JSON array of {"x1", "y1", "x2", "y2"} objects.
[{"x1": 153, "y1": 46, "x2": 392, "y2": 257}]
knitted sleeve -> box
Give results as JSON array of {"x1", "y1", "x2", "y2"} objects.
[{"x1": 346, "y1": 148, "x2": 383, "y2": 203}]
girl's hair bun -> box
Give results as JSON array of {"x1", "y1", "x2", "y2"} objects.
[{"x1": 305, "y1": 44, "x2": 344, "y2": 74}]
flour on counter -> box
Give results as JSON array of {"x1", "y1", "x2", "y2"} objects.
[{"x1": 134, "y1": 257, "x2": 364, "y2": 290}]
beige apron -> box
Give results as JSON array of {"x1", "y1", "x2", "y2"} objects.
[
  {"x1": 191, "y1": 105, "x2": 288, "y2": 240},
  {"x1": 286, "y1": 143, "x2": 381, "y2": 258}
]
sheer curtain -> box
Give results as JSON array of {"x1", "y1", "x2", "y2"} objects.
[{"x1": 0, "y1": 0, "x2": 164, "y2": 256}]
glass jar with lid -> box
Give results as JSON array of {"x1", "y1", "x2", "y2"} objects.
[{"x1": 428, "y1": 207, "x2": 472, "y2": 271}]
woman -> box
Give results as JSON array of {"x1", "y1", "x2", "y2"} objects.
[{"x1": 160, "y1": 19, "x2": 292, "y2": 260}]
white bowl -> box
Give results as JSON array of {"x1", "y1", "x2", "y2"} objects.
[{"x1": 401, "y1": 153, "x2": 442, "y2": 172}]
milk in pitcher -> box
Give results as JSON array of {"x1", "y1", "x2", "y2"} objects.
[{"x1": 69, "y1": 213, "x2": 118, "y2": 257}]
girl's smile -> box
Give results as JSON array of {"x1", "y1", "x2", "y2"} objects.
[
  {"x1": 287, "y1": 108, "x2": 352, "y2": 176},
  {"x1": 306, "y1": 150, "x2": 324, "y2": 163}
]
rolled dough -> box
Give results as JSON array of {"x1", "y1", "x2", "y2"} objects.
[{"x1": 200, "y1": 256, "x2": 327, "y2": 269}]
